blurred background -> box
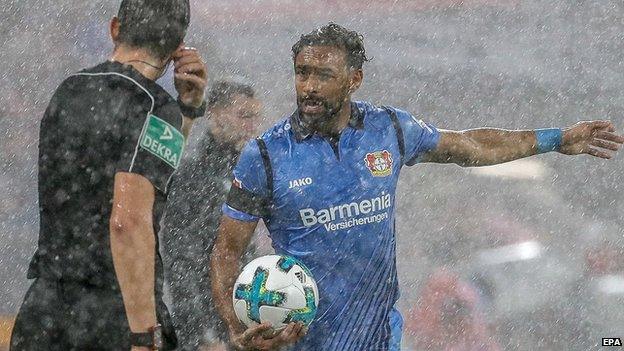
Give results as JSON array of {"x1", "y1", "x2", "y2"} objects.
[{"x1": 1, "y1": 0, "x2": 623, "y2": 349}]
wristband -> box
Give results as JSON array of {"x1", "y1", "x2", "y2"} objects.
[
  {"x1": 535, "y1": 128, "x2": 562, "y2": 153},
  {"x1": 177, "y1": 97, "x2": 207, "y2": 119}
]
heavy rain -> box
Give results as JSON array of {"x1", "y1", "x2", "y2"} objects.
[{"x1": 1, "y1": 0, "x2": 623, "y2": 350}]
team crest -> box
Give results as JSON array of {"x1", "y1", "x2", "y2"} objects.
[{"x1": 364, "y1": 150, "x2": 393, "y2": 177}]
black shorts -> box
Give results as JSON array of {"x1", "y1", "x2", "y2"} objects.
[{"x1": 10, "y1": 278, "x2": 176, "y2": 350}]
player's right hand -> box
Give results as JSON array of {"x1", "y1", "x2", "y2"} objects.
[{"x1": 230, "y1": 322, "x2": 306, "y2": 351}]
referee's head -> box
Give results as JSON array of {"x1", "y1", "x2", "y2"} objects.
[{"x1": 111, "y1": 0, "x2": 190, "y2": 60}]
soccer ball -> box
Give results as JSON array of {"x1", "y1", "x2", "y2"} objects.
[{"x1": 233, "y1": 255, "x2": 319, "y2": 330}]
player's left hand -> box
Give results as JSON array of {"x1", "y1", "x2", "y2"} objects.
[
  {"x1": 173, "y1": 46, "x2": 207, "y2": 108},
  {"x1": 560, "y1": 120, "x2": 624, "y2": 159}
]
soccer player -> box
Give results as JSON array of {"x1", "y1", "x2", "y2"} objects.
[
  {"x1": 210, "y1": 23, "x2": 623, "y2": 351},
  {"x1": 161, "y1": 81, "x2": 261, "y2": 350},
  {"x1": 10, "y1": 1, "x2": 207, "y2": 350}
]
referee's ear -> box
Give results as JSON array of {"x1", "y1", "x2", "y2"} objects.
[{"x1": 110, "y1": 17, "x2": 121, "y2": 44}]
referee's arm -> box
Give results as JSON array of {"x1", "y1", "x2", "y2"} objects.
[
  {"x1": 421, "y1": 121, "x2": 623, "y2": 166},
  {"x1": 110, "y1": 172, "x2": 158, "y2": 337}
]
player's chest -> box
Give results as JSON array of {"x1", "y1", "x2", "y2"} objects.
[{"x1": 271, "y1": 131, "x2": 401, "y2": 206}]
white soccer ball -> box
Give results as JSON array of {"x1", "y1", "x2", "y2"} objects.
[{"x1": 233, "y1": 255, "x2": 319, "y2": 330}]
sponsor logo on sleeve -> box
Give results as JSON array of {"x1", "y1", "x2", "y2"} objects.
[
  {"x1": 140, "y1": 114, "x2": 185, "y2": 169},
  {"x1": 364, "y1": 150, "x2": 393, "y2": 177}
]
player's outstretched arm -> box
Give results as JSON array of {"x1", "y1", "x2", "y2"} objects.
[
  {"x1": 421, "y1": 120, "x2": 623, "y2": 167},
  {"x1": 210, "y1": 216, "x2": 305, "y2": 350}
]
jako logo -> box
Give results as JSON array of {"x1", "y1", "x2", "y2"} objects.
[{"x1": 289, "y1": 177, "x2": 313, "y2": 189}]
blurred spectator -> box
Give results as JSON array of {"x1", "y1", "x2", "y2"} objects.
[
  {"x1": 160, "y1": 80, "x2": 262, "y2": 351},
  {"x1": 406, "y1": 268, "x2": 501, "y2": 351},
  {"x1": 404, "y1": 231, "x2": 500, "y2": 351},
  {"x1": 554, "y1": 241, "x2": 624, "y2": 350}
]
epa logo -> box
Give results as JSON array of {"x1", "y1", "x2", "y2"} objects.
[{"x1": 603, "y1": 338, "x2": 622, "y2": 347}]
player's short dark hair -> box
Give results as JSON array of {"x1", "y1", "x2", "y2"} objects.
[
  {"x1": 292, "y1": 23, "x2": 370, "y2": 70},
  {"x1": 116, "y1": 0, "x2": 190, "y2": 59},
  {"x1": 207, "y1": 81, "x2": 255, "y2": 109}
]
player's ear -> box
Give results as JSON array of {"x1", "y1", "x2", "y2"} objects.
[
  {"x1": 110, "y1": 17, "x2": 121, "y2": 43},
  {"x1": 349, "y1": 69, "x2": 363, "y2": 94}
]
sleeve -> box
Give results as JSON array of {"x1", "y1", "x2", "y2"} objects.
[
  {"x1": 222, "y1": 139, "x2": 271, "y2": 222},
  {"x1": 392, "y1": 107, "x2": 441, "y2": 166},
  {"x1": 117, "y1": 103, "x2": 185, "y2": 193}
]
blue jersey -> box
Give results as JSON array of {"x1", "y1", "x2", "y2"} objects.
[{"x1": 224, "y1": 101, "x2": 439, "y2": 350}]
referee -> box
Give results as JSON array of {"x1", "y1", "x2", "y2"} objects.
[{"x1": 10, "y1": 1, "x2": 207, "y2": 350}]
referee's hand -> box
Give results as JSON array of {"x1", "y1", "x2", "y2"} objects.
[
  {"x1": 230, "y1": 322, "x2": 307, "y2": 351},
  {"x1": 173, "y1": 46, "x2": 207, "y2": 108}
]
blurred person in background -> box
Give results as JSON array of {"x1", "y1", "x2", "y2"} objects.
[
  {"x1": 404, "y1": 231, "x2": 500, "y2": 351},
  {"x1": 160, "y1": 80, "x2": 261, "y2": 351},
  {"x1": 407, "y1": 271, "x2": 501, "y2": 351},
  {"x1": 551, "y1": 240, "x2": 624, "y2": 350},
  {"x1": 10, "y1": 0, "x2": 207, "y2": 350}
]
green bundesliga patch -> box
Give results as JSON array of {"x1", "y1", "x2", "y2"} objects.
[{"x1": 139, "y1": 114, "x2": 185, "y2": 169}]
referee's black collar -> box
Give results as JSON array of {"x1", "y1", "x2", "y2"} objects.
[
  {"x1": 289, "y1": 102, "x2": 364, "y2": 142},
  {"x1": 81, "y1": 60, "x2": 165, "y2": 94}
]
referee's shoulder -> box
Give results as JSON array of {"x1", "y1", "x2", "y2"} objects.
[{"x1": 50, "y1": 64, "x2": 111, "y2": 95}]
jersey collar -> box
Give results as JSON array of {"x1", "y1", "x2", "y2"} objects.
[
  {"x1": 290, "y1": 102, "x2": 364, "y2": 142},
  {"x1": 88, "y1": 61, "x2": 167, "y2": 97}
]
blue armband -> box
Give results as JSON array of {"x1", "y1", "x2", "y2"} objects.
[
  {"x1": 535, "y1": 128, "x2": 563, "y2": 153},
  {"x1": 221, "y1": 203, "x2": 260, "y2": 222}
]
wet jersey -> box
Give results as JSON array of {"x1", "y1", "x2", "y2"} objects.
[
  {"x1": 29, "y1": 61, "x2": 185, "y2": 291},
  {"x1": 223, "y1": 101, "x2": 440, "y2": 350}
]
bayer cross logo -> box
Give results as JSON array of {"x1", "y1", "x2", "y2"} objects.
[{"x1": 364, "y1": 150, "x2": 393, "y2": 177}]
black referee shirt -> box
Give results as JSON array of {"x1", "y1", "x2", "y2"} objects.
[{"x1": 28, "y1": 61, "x2": 185, "y2": 289}]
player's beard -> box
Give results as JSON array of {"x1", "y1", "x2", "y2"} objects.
[{"x1": 297, "y1": 90, "x2": 349, "y2": 133}]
